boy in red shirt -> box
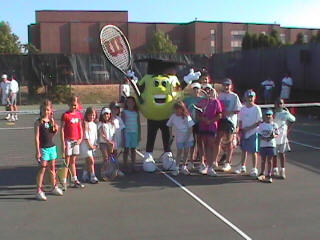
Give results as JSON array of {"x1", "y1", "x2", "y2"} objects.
[{"x1": 60, "y1": 97, "x2": 84, "y2": 189}]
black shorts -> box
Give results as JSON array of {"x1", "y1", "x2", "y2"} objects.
[
  {"x1": 219, "y1": 118, "x2": 235, "y2": 134},
  {"x1": 193, "y1": 123, "x2": 199, "y2": 134}
]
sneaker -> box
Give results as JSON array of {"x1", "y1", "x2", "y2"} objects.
[
  {"x1": 14, "y1": 115, "x2": 18, "y2": 121},
  {"x1": 90, "y1": 176, "x2": 99, "y2": 184},
  {"x1": 51, "y1": 186, "x2": 63, "y2": 196},
  {"x1": 272, "y1": 167, "x2": 279, "y2": 177},
  {"x1": 82, "y1": 171, "x2": 89, "y2": 182},
  {"x1": 35, "y1": 191, "x2": 47, "y2": 201},
  {"x1": 199, "y1": 166, "x2": 208, "y2": 175},
  {"x1": 207, "y1": 167, "x2": 217, "y2": 177},
  {"x1": 171, "y1": 167, "x2": 179, "y2": 176},
  {"x1": 117, "y1": 170, "x2": 125, "y2": 177},
  {"x1": 61, "y1": 182, "x2": 67, "y2": 191},
  {"x1": 257, "y1": 174, "x2": 266, "y2": 181},
  {"x1": 4, "y1": 114, "x2": 11, "y2": 120},
  {"x1": 266, "y1": 176, "x2": 273, "y2": 183},
  {"x1": 235, "y1": 165, "x2": 246, "y2": 174},
  {"x1": 199, "y1": 163, "x2": 206, "y2": 173},
  {"x1": 218, "y1": 153, "x2": 227, "y2": 165},
  {"x1": 8, "y1": 116, "x2": 15, "y2": 122},
  {"x1": 250, "y1": 168, "x2": 258, "y2": 177},
  {"x1": 181, "y1": 165, "x2": 190, "y2": 175},
  {"x1": 213, "y1": 161, "x2": 219, "y2": 170},
  {"x1": 187, "y1": 162, "x2": 195, "y2": 171},
  {"x1": 222, "y1": 163, "x2": 231, "y2": 172},
  {"x1": 280, "y1": 168, "x2": 286, "y2": 179},
  {"x1": 72, "y1": 180, "x2": 85, "y2": 188}
]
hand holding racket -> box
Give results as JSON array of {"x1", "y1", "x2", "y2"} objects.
[{"x1": 100, "y1": 25, "x2": 142, "y2": 102}]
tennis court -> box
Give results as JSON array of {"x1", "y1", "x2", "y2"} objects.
[{"x1": 0, "y1": 105, "x2": 320, "y2": 240}]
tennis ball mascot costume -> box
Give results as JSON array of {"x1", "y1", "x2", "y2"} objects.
[{"x1": 128, "y1": 59, "x2": 200, "y2": 172}]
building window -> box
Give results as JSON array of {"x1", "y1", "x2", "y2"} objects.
[
  {"x1": 280, "y1": 33, "x2": 286, "y2": 44},
  {"x1": 303, "y1": 34, "x2": 308, "y2": 43},
  {"x1": 231, "y1": 30, "x2": 246, "y2": 51},
  {"x1": 210, "y1": 29, "x2": 216, "y2": 54}
]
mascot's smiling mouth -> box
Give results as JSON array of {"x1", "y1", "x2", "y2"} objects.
[{"x1": 154, "y1": 94, "x2": 167, "y2": 104}]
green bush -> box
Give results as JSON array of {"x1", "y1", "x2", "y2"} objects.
[{"x1": 51, "y1": 85, "x2": 72, "y2": 103}]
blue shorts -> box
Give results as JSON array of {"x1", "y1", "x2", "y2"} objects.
[
  {"x1": 260, "y1": 147, "x2": 276, "y2": 157},
  {"x1": 176, "y1": 140, "x2": 195, "y2": 149},
  {"x1": 240, "y1": 133, "x2": 259, "y2": 153},
  {"x1": 41, "y1": 146, "x2": 58, "y2": 161},
  {"x1": 124, "y1": 132, "x2": 139, "y2": 148}
]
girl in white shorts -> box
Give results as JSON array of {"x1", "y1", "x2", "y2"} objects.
[{"x1": 80, "y1": 107, "x2": 99, "y2": 183}]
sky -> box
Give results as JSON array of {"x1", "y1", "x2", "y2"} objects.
[{"x1": 2, "y1": 0, "x2": 320, "y2": 44}]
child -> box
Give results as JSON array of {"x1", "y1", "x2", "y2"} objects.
[
  {"x1": 110, "y1": 102, "x2": 125, "y2": 176},
  {"x1": 34, "y1": 101, "x2": 63, "y2": 200},
  {"x1": 80, "y1": 107, "x2": 99, "y2": 184},
  {"x1": 121, "y1": 96, "x2": 141, "y2": 172},
  {"x1": 196, "y1": 86, "x2": 222, "y2": 176},
  {"x1": 183, "y1": 81, "x2": 202, "y2": 171},
  {"x1": 272, "y1": 98, "x2": 296, "y2": 179},
  {"x1": 237, "y1": 89, "x2": 262, "y2": 177},
  {"x1": 257, "y1": 109, "x2": 279, "y2": 183},
  {"x1": 60, "y1": 96, "x2": 84, "y2": 189},
  {"x1": 167, "y1": 101, "x2": 195, "y2": 176},
  {"x1": 98, "y1": 107, "x2": 117, "y2": 180}
]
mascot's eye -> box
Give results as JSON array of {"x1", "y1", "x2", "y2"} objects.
[
  {"x1": 154, "y1": 80, "x2": 159, "y2": 87},
  {"x1": 161, "y1": 81, "x2": 167, "y2": 87}
]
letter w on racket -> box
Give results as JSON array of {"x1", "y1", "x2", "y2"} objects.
[{"x1": 105, "y1": 36, "x2": 125, "y2": 57}]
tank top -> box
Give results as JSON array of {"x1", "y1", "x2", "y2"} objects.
[{"x1": 39, "y1": 119, "x2": 56, "y2": 148}]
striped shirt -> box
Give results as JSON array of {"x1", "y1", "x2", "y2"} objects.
[{"x1": 123, "y1": 110, "x2": 138, "y2": 133}]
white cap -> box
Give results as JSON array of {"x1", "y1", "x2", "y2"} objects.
[
  {"x1": 1, "y1": 74, "x2": 7, "y2": 79},
  {"x1": 101, "y1": 107, "x2": 111, "y2": 115},
  {"x1": 202, "y1": 83, "x2": 213, "y2": 90},
  {"x1": 191, "y1": 82, "x2": 201, "y2": 89}
]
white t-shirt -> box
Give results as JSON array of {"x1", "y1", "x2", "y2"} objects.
[
  {"x1": 10, "y1": 79, "x2": 19, "y2": 93},
  {"x1": 280, "y1": 77, "x2": 293, "y2": 99},
  {"x1": 239, "y1": 105, "x2": 262, "y2": 139},
  {"x1": 218, "y1": 92, "x2": 242, "y2": 127},
  {"x1": 166, "y1": 114, "x2": 195, "y2": 143},
  {"x1": 274, "y1": 109, "x2": 296, "y2": 145},
  {"x1": 113, "y1": 116, "x2": 125, "y2": 149},
  {"x1": 261, "y1": 80, "x2": 275, "y2": 90},
  {"x1": 98, "y1": 121, "x2": 116, "y2": 144},
  {"x1": 84, "y1": 121, "x2": 98, "y2": 146},
  {"x1": 258, "y1": 122, "x2": 279, "y2": 148},
  {"x1": 121, "y1": 84, "x2": 130, "y2": 97}
]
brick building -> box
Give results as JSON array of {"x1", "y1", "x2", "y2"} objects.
[{"x1": 28, "y1": 10, "x2": 319, "y2": 55}]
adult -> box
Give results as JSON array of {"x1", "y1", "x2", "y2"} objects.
[
  {"x1": 280, "y1": 72, "x2": 293, "y2": 101},
  {"x1": 9, "y1": 75, "x2": 19, "y2": 121},
  {"x1": 217, "y1": 78, "x2": 242, "y2": 172},
  {"x1": 0, "y1": 74, "x2": 11, "y2": 120},
  {"x1": 261, "y1": 77, "x2": 275, "y2": 104}
]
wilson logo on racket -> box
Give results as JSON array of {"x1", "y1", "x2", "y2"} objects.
[{"x1": 104, "y1": 36, "x2": 125, "y2": 57}]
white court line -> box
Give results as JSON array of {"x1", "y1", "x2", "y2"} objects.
[
  {"x1": 290, "y1": 140, "x2": 320, "y2": 150},
  {"x1": 135, "y1": 150, "x2": 252, "y2": 240},
  {"x1": 0, "y1": 127, "x2": 33, "y2": 130}
]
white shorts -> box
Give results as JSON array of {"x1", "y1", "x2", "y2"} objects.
[
  {"x1": 65, "y1": 140, "x2": 80, "y2": 156},
  {"x1": 80, "y1": 142, "x2": 96, "y2": 158}
]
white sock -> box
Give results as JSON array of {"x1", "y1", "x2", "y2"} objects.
[{"x1": 71, "y1": 176, "x2": 78, "y2": 182}]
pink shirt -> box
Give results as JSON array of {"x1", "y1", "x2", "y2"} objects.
[{"x1": 197, "y1": 98, "x2": 222, "y2": 132}]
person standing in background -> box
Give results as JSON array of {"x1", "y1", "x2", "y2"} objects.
[
  {"x1": 9, "y1": 75, "x2": 19, "y2": 121},
  {"x1": 261, "y1": 77, "x2": 275, "y2": 104},
  {"x1": 0, "y1": 74, "x2": 11, "y2": 120},
  {"x1": 280, "y1": 72, "x2": 293, "y2": 101}
]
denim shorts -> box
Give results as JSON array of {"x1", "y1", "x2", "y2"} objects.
[
  {"x1": 176, "y1": 140, "x2": 195, "y2": 149},
  {"x1": 240, "y1": 133, "x2": 259, "y2": 153},
  {"x1": 260, "y1": 147, "x2": 276, "y2": 157}
]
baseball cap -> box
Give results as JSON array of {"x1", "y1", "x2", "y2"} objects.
[
  {"x1": 222, "y1": 78, "x2": 232, "y2": 85},
  {"x1": 244, "y1": 89, "x2": 256, "y2": 97},
  {"x1": 264, "y1": 109, "x2": 273, "y2": 115},
  {"x1": 110, "y1": 102, "x2": 121, "y2": 109},
  {"x1": 101, "y1": 107, "x2": 111, "y2": 115},
  {"x1": 191, "y1": 82, "x2": 201, "y2": 89},
  {"x1": 1, "y1": 74, "x2": 7, "y2": 79},
  {"x1": 202, "y1": 83, "x2": 214, "y2": 90}
]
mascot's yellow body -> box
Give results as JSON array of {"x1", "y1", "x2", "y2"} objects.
[{"x1": 137, "y1": 74, "x2": 183, "y2": 120}]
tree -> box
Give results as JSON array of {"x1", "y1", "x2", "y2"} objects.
[
  {"x1": 295, "y1": 33, "x2": 304, "y2": 44},
  {"x1": 242, "y1": 32, "x2": 252, "y2": 50},
  {"x1": 147, "y1": 31, "x2": 178, "y2": 54},
  {"x1": 0, "y1": 21, "x2": 21, "y2": 54},
  {"x1": 310, "y1": 30, "x2": 320, "y2": 43},
  {"x1": 22, "y1": 43, "x2": 40, "y2": 54},
  {"x1": 270, "y1": 29, "x2": 282, "y2": 46}
]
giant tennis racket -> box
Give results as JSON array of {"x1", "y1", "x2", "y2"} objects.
[{"x1": 100, "y1": 25, "x2": 141, "y2": 98}]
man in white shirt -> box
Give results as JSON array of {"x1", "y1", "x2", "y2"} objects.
[
  {"x1": 261, "y1": 77, "x2": 275, "y2": 104},
  {"x1": 0, "y1": 74, "x2": 11, "y2": 120},
  {"x1": 217, "y1": 78, "x2": 242, "y2": 172},
  {"x1": 280, "y1": 72, "x2": 293, "y2": 100},
  {"x1": 9, "y1": 76, "x2": 19, "y2": 121}
]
